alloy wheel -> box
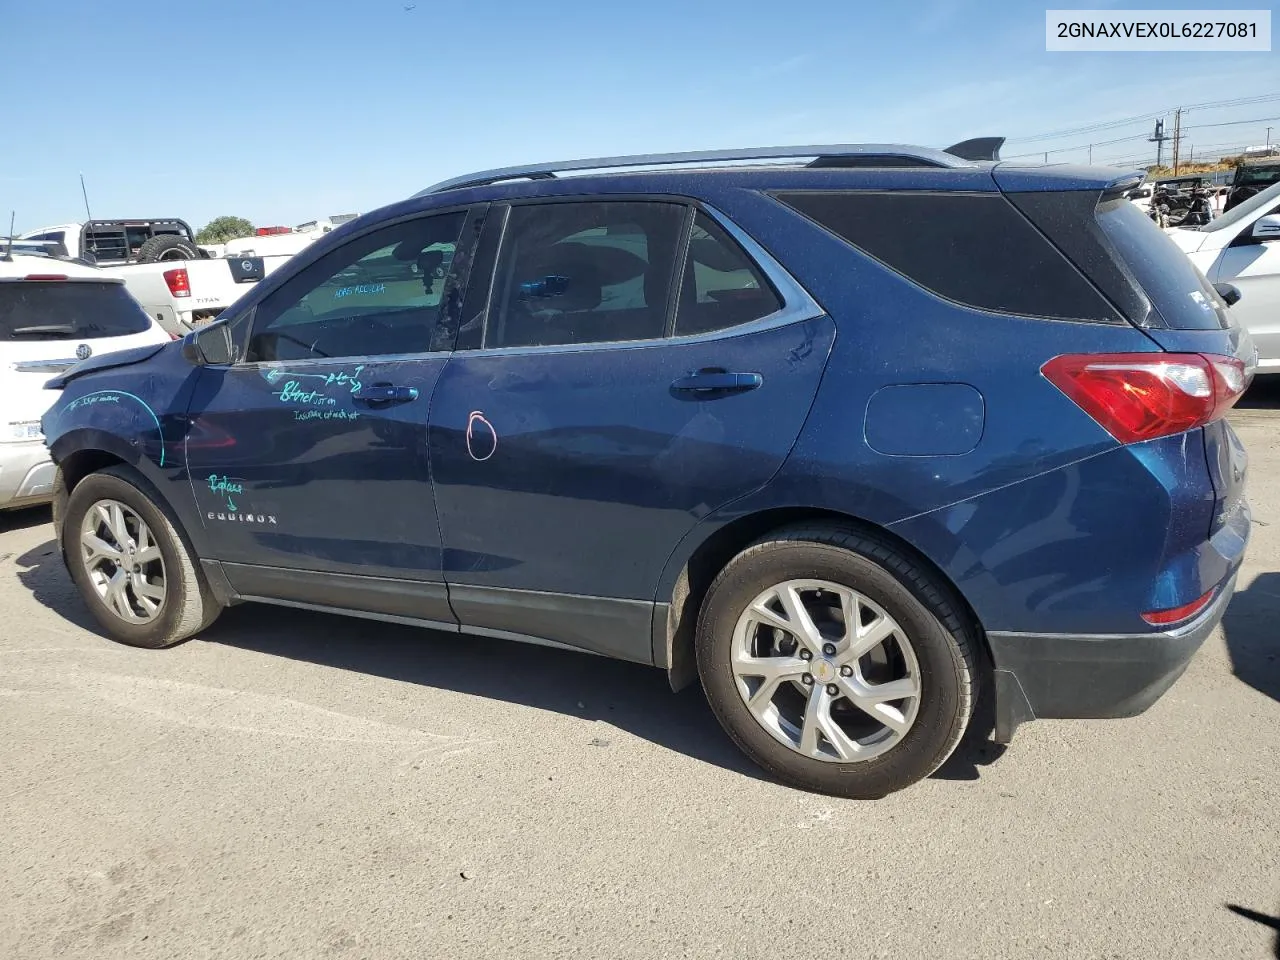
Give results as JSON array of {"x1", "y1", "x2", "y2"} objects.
[
  {"x1": 731, "y1": 578, "x2": 921, "y2": 762},
  {"x1": 79, "y1": 499, "x2": 167, "y2": 624}
]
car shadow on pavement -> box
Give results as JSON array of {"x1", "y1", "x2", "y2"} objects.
[
  {"x1": 0, "y1": 505, "x2": 52, "y2": 535},
  {"x1": 1236, "y1": 376, "x2": 1280, "y2": 409},
  {"x1": 1220, "y1": 572, "x2": 1280, "y2": 704},
  {"x1": 1226, "y1": 903, "x2": 1280, "y2": 959},
  {"x1": 15, "y1": 537, "x2": 1007, "y2": 790}
]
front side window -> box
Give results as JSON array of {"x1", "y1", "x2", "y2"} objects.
[
  {"x1": 246, "y1": 212, "x2": 465, "y2": 362},
  {"x1": 486, "y1": 201, "x2": 684, "y2": 349},
  {"x1": 674, "y1": 211, "x2": 782, "y2": 336}
]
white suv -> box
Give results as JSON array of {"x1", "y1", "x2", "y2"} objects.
[{"x1": 0, "y1": 254, "x2": 171, "y2": 510}]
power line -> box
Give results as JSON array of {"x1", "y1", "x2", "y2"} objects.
[
  {"x1": 1185, "y1": 115, "x2": 1280, "y2": 131},
  {"x1": 1005, "y1": 92, "x2": 1280, "y2": 144},
  {"x1": 1006, "y1": 114, "x2": 1280, "y2": 163}
]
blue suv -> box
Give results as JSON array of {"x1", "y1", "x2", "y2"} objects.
[{"x1": 41, "y1": 139, "x2": 1254, "y2": 797}]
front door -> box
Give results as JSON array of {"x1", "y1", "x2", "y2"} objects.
[
  {"x1": 185, "y1": 208, "x2": 478, "y2": 620},
  {"x1": 427, "y1": 201, "x2": 834, "y2": 661}
]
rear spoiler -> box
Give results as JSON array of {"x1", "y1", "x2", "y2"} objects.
[{"x1": 944, "y1": 137, "x2": 1005, "y2": 162}]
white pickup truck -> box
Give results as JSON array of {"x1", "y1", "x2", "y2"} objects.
[{"x1": 18, "y1": 219, "x2": 294, "y2": 337}]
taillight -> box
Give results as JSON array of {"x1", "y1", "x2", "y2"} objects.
[
  {"x1": 163, "y1": 267, "x2": 191, "y2": 298},
  {"x1": 1142, "y1": 587, "x2": 1215, "y2": 626},
  {"x1": 1041, "y1": 352, "x2": 1246, "y2": 444},
  {"x1": 23, "y1": 274, "x2": 68, "y2": 281}
]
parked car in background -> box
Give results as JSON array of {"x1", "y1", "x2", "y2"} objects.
[
  {"x1": 0, "y1": 253, "x2": 170, "y2": 510},
  {"x1": 20, "y1": 219, "x2": 214, "y2": 264},
  {"x1": 19, "y1": 218, "x2": 297, "y2": 338},
  {"x1": 1124, "y1": 183, "x2": 1154, "y2": 212},
  {"x1": 39, "y1": 140, "x2": 1252, "y2": 797},
  {"x1": 1166, "y1": 179, "x2": 1280, "y2": 371},
  {"x1": 1224, "y1": 157, "x2": 1280, "y2": 212},
  {"x1": 222, "y1": 216, "x2": 361, "y2": 260}
]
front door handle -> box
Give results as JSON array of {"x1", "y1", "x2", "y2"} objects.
[
  {"x1": 354, "y1": 383, "x2": 419, "y2": 405},
  {"x1": 670, "y1": 368, "x2": 763, "y2": 398}
]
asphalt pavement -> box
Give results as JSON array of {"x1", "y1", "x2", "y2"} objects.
[{"x1": 1, "y1": 393, "x2": 1277, "y2": 959}]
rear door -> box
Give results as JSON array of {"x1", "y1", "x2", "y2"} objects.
[{"x1": 427, "y1": 200, "x2": 833, "y2": 661}]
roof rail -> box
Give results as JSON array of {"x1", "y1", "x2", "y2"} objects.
[{"x1": 414, "y1": 142, "x2": 993, "y2": 196}]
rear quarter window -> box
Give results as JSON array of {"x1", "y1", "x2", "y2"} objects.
[
  {"x1": 1094, "y1": 198, "x2": 1228, "y2": 330},
  {"x1": 773, "y1": 190, "x2": 1120, "y2": 322},
  {"x1": 0, "y1": 281, "x2": 151, "y2": 341}
]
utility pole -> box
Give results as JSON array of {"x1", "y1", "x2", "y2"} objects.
[
  {"x1": 1043, "y1": 151, "x2": 1049, "y2": 164},
  {"x1": 1088, "y1": 144, "x2": 1093, "y2": 164},
  {"x1": 1171, "y1": 107, "x2": 1183, "y2": 174},
  {"x1": 1149, "y1": 118, "x2": 1169, "y2": 168},
  {"x1": 1268, "y1": 126, "x2": 1274, "y2": 153}
]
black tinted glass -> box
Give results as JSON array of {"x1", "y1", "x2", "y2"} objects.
[
  {"x1": 0, "y1": 281, "x2": 150, "y2": 340},
  {"x1": 775, "y1": 191, "x2": 1116, "y2": 321},
  {"x1": 487, "y1": 201, "x2": 684, "y2": 348},
  {"x1": 675, "y1": 212, "x2": 783, "y2": 336},
  {"x1": 247, "y1": 212, "x2": 466, "y2": 362},
  {"x1": 1095, "y1": 198, "x2": 1228, "y2": 330}
]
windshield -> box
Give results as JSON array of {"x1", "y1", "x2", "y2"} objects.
[
  {"x1": 1200, "y1": 179, "x2": 1280, "y2": 232},
  {"x1": 1236, "y1": 164, "x2": 1280, "y2": 185}
]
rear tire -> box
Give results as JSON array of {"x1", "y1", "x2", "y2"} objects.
[
  {"x1": 695, "y1": 525, "x2": 978, "y2": 798},
  {"x1": 136, "y1": 235, "x2": 199, "y2": 263},
  {"x1": 62, "y1": 466, "x2": 221, "y2": 648}
]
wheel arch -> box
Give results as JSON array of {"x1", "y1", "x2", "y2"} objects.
[
  {"x1": 656, "y1": 506, "x2": 988, "y2": 692},
  {"x1": 49, "y1": 432, "x2": 196, "y2": 552}
]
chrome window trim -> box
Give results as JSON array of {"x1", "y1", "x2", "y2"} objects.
[{"x1": 455, "y1": 201, "x2": 825, "y2": 359}]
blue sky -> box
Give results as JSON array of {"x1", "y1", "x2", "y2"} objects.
[{"x1": 1, "y1": 0, "x2": 1276, "y2": 232}]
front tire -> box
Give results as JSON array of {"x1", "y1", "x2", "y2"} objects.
[
  {"x1": 62, "y1": 467, "x2": 221, "y2": 648},
  {"x1": 696, "y1": 526, "x2": 978, "y2": 798}
]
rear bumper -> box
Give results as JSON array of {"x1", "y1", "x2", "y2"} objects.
[
  {"x1": 988, "y1": 570, "x2": 1239, "y2": 742},
  {"x1": 0, "y1": 441, "x2": 55, "y2": 509}
]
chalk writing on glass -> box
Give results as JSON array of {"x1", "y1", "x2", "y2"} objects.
[
  {"x1": 333, "y1": 283, "x2": 386, "y2": 299},
  {"x1": 466, "y1": 410, "x2": 497, "y2": 462}
]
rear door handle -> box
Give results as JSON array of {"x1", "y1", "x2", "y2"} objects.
[
  {"x1": 670, "y1": 369, "x2": 763, "y2": 398},
  {"x1": 354, "y1": 383, "x2": 419, "y2": 405}
]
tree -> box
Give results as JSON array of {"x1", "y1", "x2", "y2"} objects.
[{"x1": 196, "y1": 216, "x2": 255, "y2": 244}]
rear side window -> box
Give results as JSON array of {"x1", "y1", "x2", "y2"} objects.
[
  {"x1": 486, "y1": 201, "x2": 684, "y2": 349},
  {"x1": 0, "y1": 281, "x2": 150, "y2": 340},
  {"x1": 674, "y1": 212, "x2": 783, "y2": 336},
  {"x1": 1094, "y1": 198, "x2": 1227, "y2": 330},
  {"x1": 774, "y1": 191, "x2": 1118, "y2": 322}
]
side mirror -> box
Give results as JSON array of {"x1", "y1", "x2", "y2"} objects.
[
  {"x1": 1252, "y1": 215, "x2": 1280, "y2": 241},
  {"x1": 181, "y1": 321, "x2": 235, "y2": 366},
  {"x1": 1214, "y1": 282, "x2": 1242, "y2": 307}
]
